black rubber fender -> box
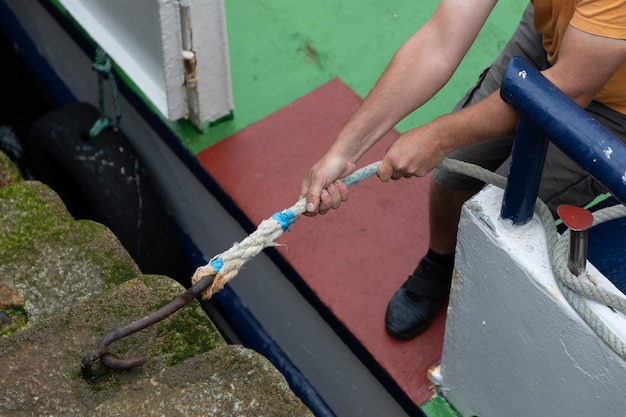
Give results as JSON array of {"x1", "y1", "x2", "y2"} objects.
[{"x1": 27, "y1": 102, "x2": 192, "y2": 283}]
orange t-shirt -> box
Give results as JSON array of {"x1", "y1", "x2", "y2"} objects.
[{"x1": 532, "y1": 0, "x2": 626, "y2": 113}]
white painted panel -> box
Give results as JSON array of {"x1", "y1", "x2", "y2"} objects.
[
  {"x1": 188, "y1": 0, "x2": 233, "y2": 122},
  {"x1": 57, "y1": 0, "x2": 232, "y2": 124},
  {"x1": 441, "y1": 185, "x2": 626, "y2": 417}
]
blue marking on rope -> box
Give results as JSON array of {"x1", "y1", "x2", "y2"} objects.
[
  {"x1": 272, "y1": 210, "x2": 296, "y2": 231},
  {"x1": 210, "y1": 257, "x2": 224, "y2": 273}
]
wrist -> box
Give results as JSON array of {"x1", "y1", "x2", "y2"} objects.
[{"x1": 433, "y1": 113, "x2": 463, "y2": 155}]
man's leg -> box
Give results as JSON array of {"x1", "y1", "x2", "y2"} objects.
[
  {"x1": 428, "y1": 181, "x2": 475, "y2": 255},
  {"x1": 385, "y1": 3, "x2": 547, "y2": 340},
  {"x1": 383, "y1": 180, "x2": 474, "y2": 340}
]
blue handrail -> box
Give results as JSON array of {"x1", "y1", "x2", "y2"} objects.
[{"x1": 499, "y1": 55, "x2": 626, "y2": 224}]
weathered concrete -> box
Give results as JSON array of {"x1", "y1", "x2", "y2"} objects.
[
  {"x1": 92, "y1": 345, "x2": 312, "y2": 417},
  {"x1": 0, "y1": 150, "x2": 313, "y2": 416}
]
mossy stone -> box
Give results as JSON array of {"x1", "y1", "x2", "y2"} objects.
[
  {"x1": 0, "y1": 276, "x2": 224, "y2": 416},
  {"x1": 0, "y1": 181, "x2": 140, "y2": 334},
  {"x1": 90, "y1": 345, "x2": 314, "y2": 417},
  {"x1": 0, "y1": 149, "x2": 21, "y2": 187}
]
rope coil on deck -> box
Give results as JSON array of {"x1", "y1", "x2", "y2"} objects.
[{"x1": 191, "y1": 158, "x2": 626, "y2": 360}]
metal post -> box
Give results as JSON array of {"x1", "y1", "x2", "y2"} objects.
[
  {"x1": 500, "y1": 119, "x2": 549, "y2": 224},
  {"x1": 557, "y1": 204, "x2": 594, "y2": 276},
  {"x1": 499, "y1": 55, "x2": 626, "y2": 224}
]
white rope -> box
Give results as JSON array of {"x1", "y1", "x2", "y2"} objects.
[
  {"x1": 191, "y1": 198, "x2": 307, "y2": 298},
  {"x1": 546, "y1": 204, "x2": 626, "y2": 358},
  {"x1": 191, "y1": 161, "x2": 381, "y2": 298},
  {"x1": 190, "y1": 157, "x2": 626, "y2": 360}
]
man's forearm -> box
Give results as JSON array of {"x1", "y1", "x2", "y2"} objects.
[
  {"x1": 437, "y1": 90, "x2": 518, "y2": 154},
  {"x1": 328, "y1": 42, "x2": 461, "y2": 163}
]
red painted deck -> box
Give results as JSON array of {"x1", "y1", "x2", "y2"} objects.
[{"x1": 197, "y1": 78, "x2": 446, "y2": 406}]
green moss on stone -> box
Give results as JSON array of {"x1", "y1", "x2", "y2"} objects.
[
  {"x1": 68, "y1": 220, "x2": 140, "y2": 289},
  {"x1": 153, "y1": 303, "x2": 223, "y2": 367},
  {"x1": 0, "y1": 183, "x2": 138, "y2": 285},
  {"x1": 0, "y1": 181, "x2": 140, "y2": 326},
  {"x1": 0, "y1": 182, "x2": 71, "y2": 257},
  {"x1": 0, "y1": 150, "x2": 21, "y2": 187},
  {"x1": 0, "y1": 305, "x2": 28, "y2": 337}
]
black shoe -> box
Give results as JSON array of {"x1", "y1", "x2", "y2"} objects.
[{"x1": 385, "y1": 256, "x2": 452, "y2": 340}]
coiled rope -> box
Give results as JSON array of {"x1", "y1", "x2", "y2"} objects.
[
  {"x1": 550, "y1": 204, "x2": 626, "y2": 358},
  {"x1": 191, "y1": 157, "x2": 626, "y2": 360}
]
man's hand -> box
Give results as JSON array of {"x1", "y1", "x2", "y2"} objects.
[
  {"x1": 377, "y1": 120, "x2": 449, "y2": 182},
  {"x1": 299, "y1": 156, "x2": 354, "y2": 216}
]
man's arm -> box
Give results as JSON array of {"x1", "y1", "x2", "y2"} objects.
[
  {"x1": 377, "y1": 24, "x2": 626, "y2": 181},
  {"x1": 300, "y1": 0, "x2": 497, "y2": 214},
  {"x1": 543, "y1": 26, "x2": 626, "y2": 106},
  {"x1": 329, "y1": 0, "x2": 498, "y2": 160}
]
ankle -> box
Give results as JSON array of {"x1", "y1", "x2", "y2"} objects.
[
  {"x1": 412, "y1": 250, "x2": 454, "y2": 283},
  {"x1": 426, "y1": 249, "x2": 454, "y2": 269}
]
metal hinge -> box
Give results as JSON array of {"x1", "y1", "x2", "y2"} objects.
[{"x1": 179, "y1": 0, "x2": 202, "y2": 129}]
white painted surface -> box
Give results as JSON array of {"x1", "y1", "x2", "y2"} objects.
[
  {"x1": 56, "y1": 0, "x2": 232, "y2": 124},
  {"x1": 442, "y1": 185, "x2": 626, "y2": 417},
  {"x1": 187, "y1": 0, "x2": 233, "y2": 123}
]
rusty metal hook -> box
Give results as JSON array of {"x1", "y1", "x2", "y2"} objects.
[{"x1": 81, "y1": 274, "x2": 216, "y2": 378}]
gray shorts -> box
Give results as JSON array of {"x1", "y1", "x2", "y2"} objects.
[{"x1": 432, "y1": 4, "x2": 626, "y2": 214}]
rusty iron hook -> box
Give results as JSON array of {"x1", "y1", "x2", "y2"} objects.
[{"x1": 81, "y1": 274, "x2": 216, "y2": 378}]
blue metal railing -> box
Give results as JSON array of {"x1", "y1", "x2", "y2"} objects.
[{"x1": 499, "y1": 55, "x2": 626, "y2": 224}]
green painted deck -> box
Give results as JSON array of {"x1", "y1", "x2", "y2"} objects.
[{"x1": 175, "y1": 0, "x2": 528, "y2": 154}]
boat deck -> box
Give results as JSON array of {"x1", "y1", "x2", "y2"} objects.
[
  {"x1": 198, "y1": 77, "x2": 444, "y2": 407},
  {"x1": 191, "y1": 2, "x2": 527, "y2": 412}
]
